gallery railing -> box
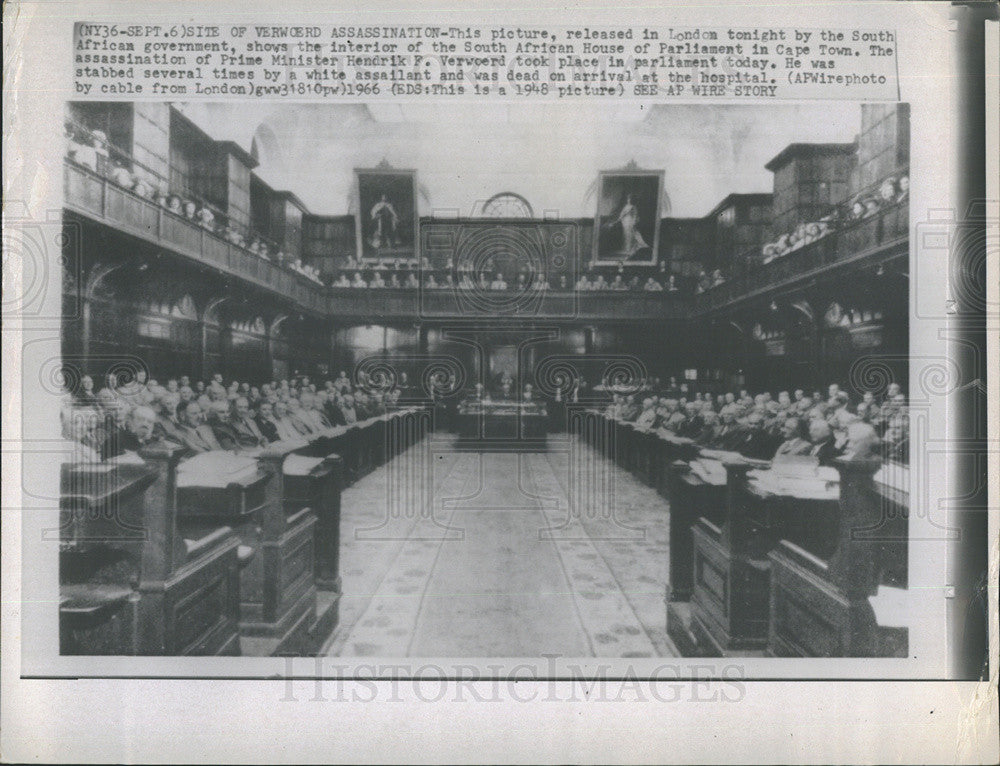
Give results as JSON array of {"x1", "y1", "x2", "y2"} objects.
[
  {"x1": 324, "y1": 284, "x2": 694, "y2": 320},
  {"x1": 694, "y1": 200, "x2": 909, "y2": 313},
  {"x1": 64, "y1": 159, "x2": 328, "y2": 315}
]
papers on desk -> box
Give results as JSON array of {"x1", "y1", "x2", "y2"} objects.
[
  {"x1": 689, "y1": 458, "x2": 727, "y2": 486},
  {"x1": 263, "y1": 437, "x2": 310, "y2": 455},
  {"x1": 283, "y1": 454, "x2": 326, "y2": 476},
  {"x1": 106, "y1": 451, "x2": 146, "y2": 466},
  {"x1": 658, "y1": 431, "x2": 694, "y2": 445},
  {"x1": 747, "y1": 461, "x2": 839, "y2": 500},
  {"x1": 699, "y1": 448, "x2": 743, "y2": 462},
  {"x1": 176, "y1": 451, "x2": 259, "y2": 488}
]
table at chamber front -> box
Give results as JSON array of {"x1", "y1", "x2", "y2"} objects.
[{"x1": 455, "y1": 402, "x2": 548, "y2": 444}]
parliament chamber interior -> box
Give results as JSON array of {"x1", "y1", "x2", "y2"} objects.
[{"x1": 56, "y1": 101, "x2": 911, "y2": 659}]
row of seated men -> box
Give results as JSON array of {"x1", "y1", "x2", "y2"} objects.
[
  {"x1": 601, "y1": 381, "x2": 909, "y2": 464},
  {"x1": 62, "y1": 369, "x2": 410, "y2": 464},
  {"x1": 65, "y1": 122, "x2": 325, "y2": 285}
]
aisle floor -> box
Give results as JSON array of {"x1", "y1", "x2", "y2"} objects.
[{"x1": 324, "y1": 435, "x2": 677, "y2": 658}]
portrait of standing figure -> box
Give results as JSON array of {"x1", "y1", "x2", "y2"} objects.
[
  {"x1": 355, "y1": 168, "x2": 417, "y2": 261},
  {"x1": 593, "y1": 170, "x2": 664, "y2": 265}
]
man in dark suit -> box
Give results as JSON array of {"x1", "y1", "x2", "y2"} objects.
[
  {"x1": 255, "y1": 401, "x2": 280, "y2": 442},
  {"x1": 219, "y1": 396, "x2": 268, "y2": 450},
  {"x1": 123, "y1": 405, "x2": 159, "y2": 452},
  {"x1": 806, "y1": 418, "x2": 841, "y2": 465},
  {"x1": 324, "y1": 392, "x2": 347, "y2": 427},
  {"x1": 93, "y1": 401, "x2": 132, "y2": 461}
]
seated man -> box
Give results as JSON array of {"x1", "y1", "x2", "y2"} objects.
[
  {"x1": 490, "y1": 273, "x2": 508, "y2": 290},
  {"x1": 604, "y1": 393, "x2": 622, "y2": 419},
  {"x1": 692, "y1": 410, "x2": 721, "y2": 446},
  {"x1": 838, "y1": 412, "x2": 882, "y2": 461},
  {"x1": 61, "y1": 406, "x2": 103, "y2": 463},
  {"x1": 634, "y1": 397, "x2": 659, "y2": 429},
  {"x1": 254, "y1": 401, "x2": 280, "y2": 442},
  {"x1": 299, "y1": 391, "x2": 333, "y2": 432},
  {"x1": 806, "y1": 418, "x2": 841, "y2": 465},
  {"x1": 172, "y1": 400, "x2": 224, "y2": 453},
  {"x1": 354, "y1": 391, "x2": 373, "y2": 420},
  {"x1": 730, "y1": 411, "x2": 774, "y2": 460},
  {"x1": 270, "y1": 399, "x2": 311, "y2": 441},
  {"x1": 121, "y1": 405, "x2": 159, "y2": 454},
  {"x1": 317, "y1": 391, "x2": 343, "y2": 426},
  {"x1": 93, "y1": 399, "x2": 132, "y2": 461},
  {"x1": 154, "y1": 392, "x2": 183, "y2": 443},
  {"x1": 338, "y1": 394, "x2": 358, "y2": 425},
  {"x1": 368, "y1": 391, "x2": 388, "y2": 416},
  {"x1": 370, "y1": 272, "x2": 386, "y2": 288},
  {"x1": 643, "y1": 277, "x2": 663, "y2": 291},
  {"x1": 219, "y1": 396, "x2": 269, "y2": 450},
  {"x1": 619, "y1": 394, "x2": 640, "y2": 422},
  {"x1": 772, "y1": 417, "x2": 811, "y2": 461}
]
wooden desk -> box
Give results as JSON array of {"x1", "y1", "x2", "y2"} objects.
[
  {"x1": 767, "y1": 458, "x2": 909, "y2": 657},
  {"x1": 689, "y1": 462, "x2": 839, "y2": 656},
  {"x1": 456, "y1": 403, "x2": 548, "y2": 445},
  {"x1": 60, "y1": 446, "x2": 242, "y2": 656},
  {"x1": 176, "y1": 465, "x2": 316, "y2": 656}
]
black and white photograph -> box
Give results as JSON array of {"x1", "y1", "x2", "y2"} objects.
[{"x1": 52, "y1": 100, "x2": 914, "y2": 660}]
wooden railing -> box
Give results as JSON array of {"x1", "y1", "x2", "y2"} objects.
[
  {"x1": 324, "y1": 286, "x2": 694, "y2": 321},
  {"x1": 694, "y1": 201, "x2": 909, "y2": 313},
  {"x1": 64, "y1": 160, "x2": 328, "y2": 315}
]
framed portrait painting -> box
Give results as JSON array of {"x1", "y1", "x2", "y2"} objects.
[
  {"x1": 592, "y1": 170, "x2": 664, "y2": 266},
  {"x1": 354, "y1": 168, "x2": 418, "y2": 262}
]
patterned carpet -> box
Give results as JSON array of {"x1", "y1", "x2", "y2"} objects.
[{"x1": 324, "y1": 434, "x2": 677, "y2": 658}]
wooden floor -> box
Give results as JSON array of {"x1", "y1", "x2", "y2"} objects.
[{"x1": 325, "y1": 434, "x2": 678, "y2": 658}]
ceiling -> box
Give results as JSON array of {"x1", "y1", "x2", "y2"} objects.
[{"x1": 177, "y1": 102, "x2": 861, "y2": 218}]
